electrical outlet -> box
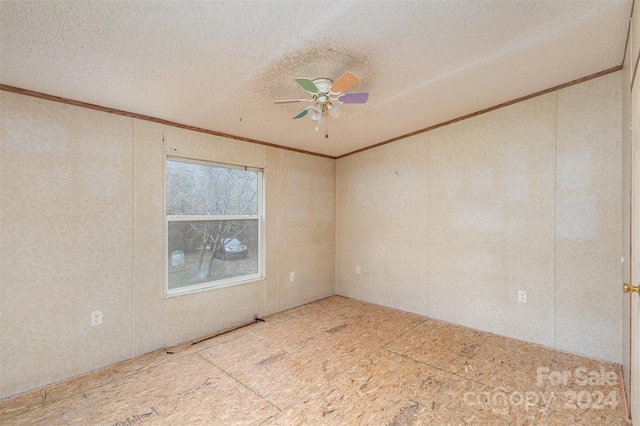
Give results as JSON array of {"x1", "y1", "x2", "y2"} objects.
[
  {"x1": 91, "y1": 310, "x2": 102, "y2": 326},
  {"x1": 290, "y1": 272, "x2": 295, "y2": 282},
  {"x1": 355, "y1": 265, "x2": 361, "y2": 274},
  {"x1": 518, "y1": 290, "x2": 527, "y2": 303}
]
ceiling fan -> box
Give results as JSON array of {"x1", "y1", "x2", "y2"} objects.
[{"x1": 275, "y1": 71, "x2": 369, "y2": 137}]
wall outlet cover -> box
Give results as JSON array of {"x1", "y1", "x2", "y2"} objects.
[
  {"x1": 518, "y1": 290, "x2": 527, "y2": 303},
  {"x1": 91, "y1": 310, "x2": 103, "y2": 326}
]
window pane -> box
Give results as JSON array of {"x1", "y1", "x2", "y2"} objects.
[
  {"x1": 166, "y1": 160, "x2": 258, "y2": 216},
  {"x1": 168, "y1": 219, "x2": 259, "y2": 290}
]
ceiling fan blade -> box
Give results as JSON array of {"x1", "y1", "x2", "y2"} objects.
[
  {"x1": 293, "y1": 108, "x2": 309, "y2": 119},
  {"x1": 275, "y1": 99, "x2": 308, "y2": 104},
  {"x1": 330, "y1": 71, "x2": 359, "y2": 94},
  {"x1": 295, "y1": 78, "x2": 320, "y2": 94},
  {"x1": 338, "y1": 92, "x2": 369, "y2": 104}
]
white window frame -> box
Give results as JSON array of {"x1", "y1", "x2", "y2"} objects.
[{"x1": 165, "y1": 157, "x2": 264, "y2": 296}]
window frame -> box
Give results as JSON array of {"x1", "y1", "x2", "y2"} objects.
[{"x1": 165, "y1": 156, "x2": 264, "y2": 297}]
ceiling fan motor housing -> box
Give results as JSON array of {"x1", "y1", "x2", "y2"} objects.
[{"x1": 311, "y1": 78, "x2": 333, "y2": 95}]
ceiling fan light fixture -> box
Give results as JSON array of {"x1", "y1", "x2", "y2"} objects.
[
  {"x1": 313, "y1": 114, "x2": 326, "y2": 124},
  {"x1": 328, "y1": 104, "x2": 342, "y2": 120},
  {"x1": 308, "y1": 104, "x2": 324, "y2": 122}
]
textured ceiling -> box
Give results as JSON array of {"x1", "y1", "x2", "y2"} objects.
[{"x1": 0, "y1": 1, "x2": 632, "y2": 157}]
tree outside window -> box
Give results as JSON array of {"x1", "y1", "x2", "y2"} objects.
[{"x1": 166, "y1": 159, "x2": 262, "y2": 294}]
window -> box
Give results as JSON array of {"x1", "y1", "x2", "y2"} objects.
[{"x1": 166, "y1": 159, "x2": 262, "y2": 294}]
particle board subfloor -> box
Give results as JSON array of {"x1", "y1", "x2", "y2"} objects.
[{"x1": 0, "y1": 296, "x2": 630, "y2": 425}]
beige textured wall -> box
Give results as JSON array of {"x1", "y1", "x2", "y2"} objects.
[
  {"x1": 0, "y1": 92, "x2": 335, "y2": 398},
  {"x1": 336, "y1": 137, "x2": 429, "y2": 314},
  {"x1": 1, "y1": 93, "x2": 135, "y2": 398},
  {"x1": 276, "y1": 150, "x2": 335, "y2": 312},
  {"x1": 555, "y1": 74, "x2": 622, "y2": 361},
  {"x1": 337, "y1": 72, "x2": 623, "y2": 363}
]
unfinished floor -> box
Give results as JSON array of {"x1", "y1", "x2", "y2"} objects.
[{"x1": 0, "y1": 296, "x2": 630, "y2": 425}]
